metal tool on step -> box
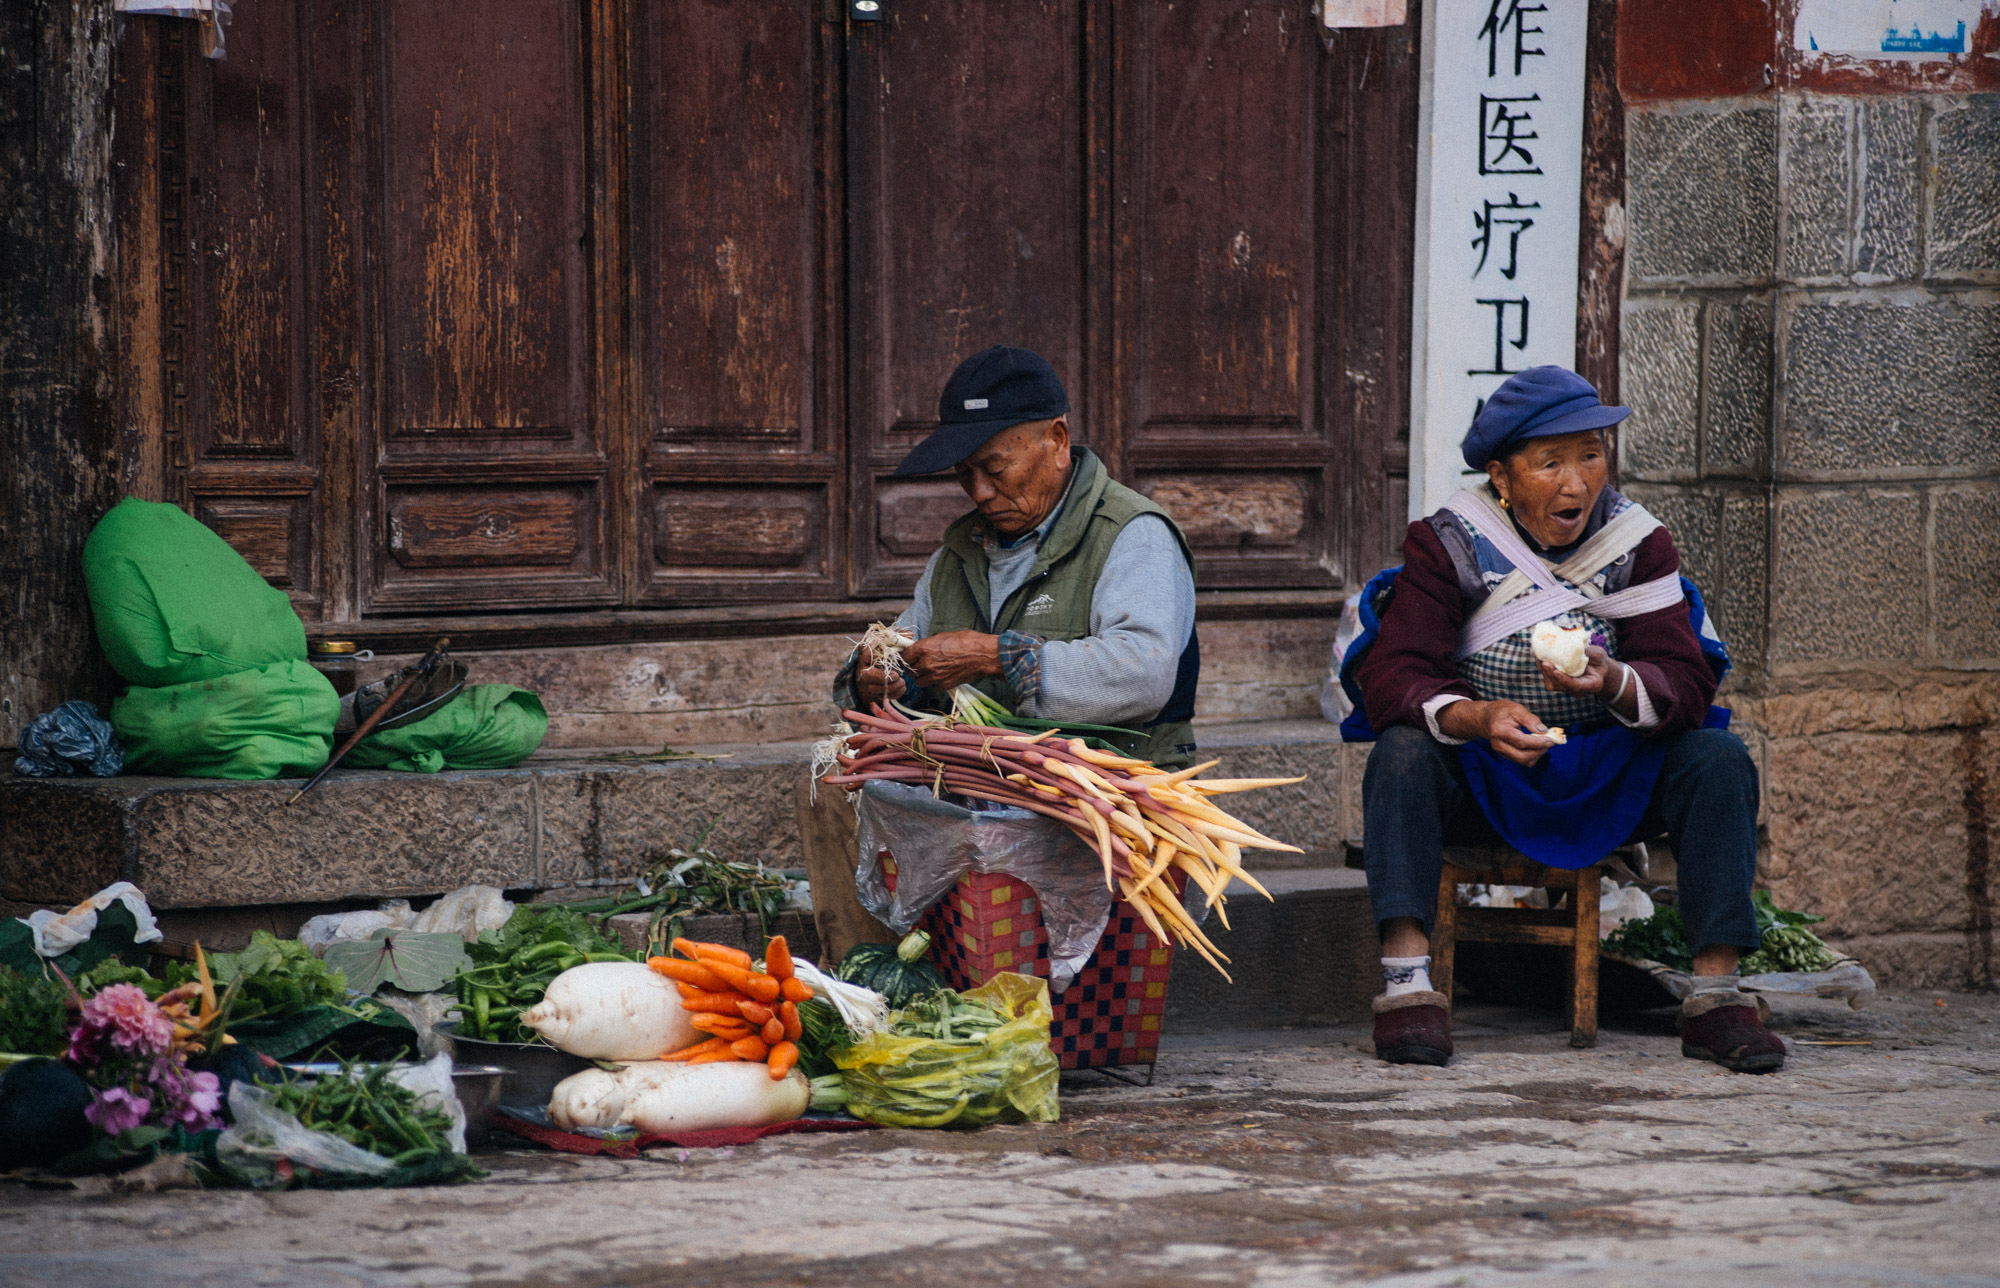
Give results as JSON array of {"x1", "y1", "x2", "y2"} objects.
[{"x1": 286, "y1": 637, "x2": 455, "y2": 806}]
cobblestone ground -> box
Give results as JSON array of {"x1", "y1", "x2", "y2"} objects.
[{"x1": 1, "y1": 990, "x2": 1995, "y2": 1288}]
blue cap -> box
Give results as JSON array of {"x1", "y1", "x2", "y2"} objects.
[
  {"x1": 1461, "y1": 366, "x2": 1630, "y2": 471},
  {"x1": 891, "y1": 346, "x2": 1071, "y2": 477}
]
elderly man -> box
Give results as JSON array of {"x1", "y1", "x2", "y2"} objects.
[{"x1": 798, "y1": 345, "x2": 1200, "y2": 959}]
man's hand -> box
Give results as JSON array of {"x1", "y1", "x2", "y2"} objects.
[
  {"x1": 855, "y1": 664, "x2": 906, "y2": 708},
  {"x1": 1436, "y1": 698, "x2": 1561, "y2": 766},
  {"x1": 1537, "y1": 645, "x2": 1638, "y2": 721},
  {"x1": 902, "y1": 630, "x2": 1003, "y2": 690}
]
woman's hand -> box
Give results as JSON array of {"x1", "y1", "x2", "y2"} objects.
[
  {"x1": 902, "y1": 630, "x2": 1003, "y2": 690},
  {"x1": 1538, "y1": 645, "x2": 1639, "y2": 722},
  {"x1": 1435, "y1": 699, "x2": 1562, "y2": 766},
  {"x1": 855, "y1": 664, "x2": 906, "y2": 707}
]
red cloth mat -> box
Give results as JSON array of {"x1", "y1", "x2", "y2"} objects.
[{"x1": 494, "y1": 1111, "x2": 872, "y2": 1158}]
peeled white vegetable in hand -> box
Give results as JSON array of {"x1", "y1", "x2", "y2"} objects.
[
  {"x1": 519, "y1": 961, "x2": 699, "y2": 1060},
  {"x1": 1530, "y1": 621, "x2": 1590, "y2": 677},
  {"x1": 545, "y1": 1061, "x2": 810, "y2": 1134}
]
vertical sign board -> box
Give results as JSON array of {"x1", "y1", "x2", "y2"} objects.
[{"x1": 1409, "y1": 0, "x2": 1589, "y2": 519}]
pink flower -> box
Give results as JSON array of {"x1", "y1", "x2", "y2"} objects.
[
  {"x1": 76, "y1": 984, "x2": 173, "y2": 1060},
  {"x1": 147, "y1": 1059, "x2": 223, "y2": 1132},
  {"x1": 85, "y1": 1086, "x2": 153, "y2": 1136}
]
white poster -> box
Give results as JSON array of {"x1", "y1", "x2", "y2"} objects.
[
  {"x1": 1409, "y1": 0, "x2": 1588, "y2": 519},
  {"x1": 1794, "y1": 0, "x2": 1987, "y2": 56}
]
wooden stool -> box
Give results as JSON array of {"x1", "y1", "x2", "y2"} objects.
[{"x1": 1431, "y1": 848, "x2": 1603, "y2": 1048}]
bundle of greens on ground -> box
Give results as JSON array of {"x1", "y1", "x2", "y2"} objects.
[
  {"x1": 244, "y1": 1058, "x2": 484, "y2": 1187},
  {"x1": 1602, "y1": 889, "x2": 1839, "y2": 975},
  {"x1": 0, "y1": 965, "x2": 70, "y2": 1057},
  {"x1": 833, "y1": 973, "x2": 1059, "y2": 1128},
  {"x1": 556, "y1": 831, "x2": 794, "y2": 956},
  {"x1": 452, "y1": 906, "x2": 632, "y2": 1044}
]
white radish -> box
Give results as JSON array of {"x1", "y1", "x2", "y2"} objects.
[
  {"x1": 519, "y1": 961, "x2": 699, "y2": 1060},
  {"x1": 546, "y1": 1067, "x2": 626, "y2": 1130},
  {"x1": 619, "y1": 1063, "x2": 809, "y2": 1134}
]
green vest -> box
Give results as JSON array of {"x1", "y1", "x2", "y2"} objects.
[{"x1": 927, "y1": 448, "x2": 1200, "y2": 769}]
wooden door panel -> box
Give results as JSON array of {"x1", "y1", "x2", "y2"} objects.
[
  {"x1": 633, "y1": 1, "x2": 841, "y2": 602},
  {"x1": 847, "y1": 0, "x2": 1087, "y2": 596},
  {"x1": 376, "y1": 1, "x2": 588, "y2": 440},
  {"x1": 1110, "y1": 0, "x2": 1341, "y2": 590},
  {"x1": 359, "y1": 0, "x2": 613, "y2": 611}
]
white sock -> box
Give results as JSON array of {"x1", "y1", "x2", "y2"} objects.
[
  {"x1": 1382, "y1": 955, "x2": 1433, "y2": 997},
  {"x1": 1689, "y1": 974, "x2": 1740, "y2": 996}
]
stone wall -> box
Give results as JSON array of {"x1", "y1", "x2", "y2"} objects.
[{"x1": 1619, "y1": 88, "x2": 2000, "y2": 989}]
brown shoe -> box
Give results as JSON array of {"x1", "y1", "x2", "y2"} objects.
[
  {"x1": 1372, "y1": 991, "x2": 1453, "y2": 1066},
  {"x1": 1679, "y1": 991, "x2": 1786, "y2": 1073}
]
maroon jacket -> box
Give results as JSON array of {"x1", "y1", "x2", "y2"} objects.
[{"x1": 1356, "y1": 518, "x2": 1717, "y2": 736}]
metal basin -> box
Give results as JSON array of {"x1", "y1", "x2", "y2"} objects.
[
  {"x1": 450, "y1": 1065, "x2": 508, "y2": 1150},
  {"x1": 436, "y1": 1023, "x2": 593, "y2": 1114}
]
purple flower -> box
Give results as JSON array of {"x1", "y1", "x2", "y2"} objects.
[
  {"x1": 85, "y1": 1086, "x2": 153, "y2": 1137},
  {"x1": 147, "y1": 1059, "x2": 222, "y2": 1132}
]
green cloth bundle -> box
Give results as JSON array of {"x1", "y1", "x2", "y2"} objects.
[{"x1": 342, "y1": 684, "x2": 548, "y2": 773}]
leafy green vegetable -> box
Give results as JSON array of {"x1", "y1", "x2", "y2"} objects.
[
  {"x1": 553, "y1": 828, "x2": 793, "y2": 955},
  {"x1": 1602, "y1": 890, "x2": 1839, "y2": 976},
  {"x1": 254, "y1": 1058, "x2": 484, "y2": 1186},
  {"x1": 166, "y1": 931, "x2": 346, "y2": 1016},
  {"x1": 451, "y1": 906, "x2": 632, "y2": 1043},
  {"x1": 323, "y1": 929, "x2": 469, "y2": 995},
  {"x1": 77, "y1": 958, "x2": 166, "y2": 999},
  {"x1": 0, "y1": 965, "x2": 69, "y2": 1057},
  {"x1": 793, "y1": 996, "x2": 849, "y2": 1078}
]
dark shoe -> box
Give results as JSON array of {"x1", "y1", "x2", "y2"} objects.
[
  {"x1": 1679, "y1": 991, "x2": 1786, "y2": 1073},
  {"x1": 1372, "y1": 991, "x2": 1453, "y2": 1066}
]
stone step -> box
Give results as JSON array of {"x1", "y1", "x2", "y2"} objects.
[
  {"x1": 0, "y1": 719, "x2": 1361, "y2": 914},
  {"x1": 1166, "y1": 866, "x2": 1379, "y2": 1032}
]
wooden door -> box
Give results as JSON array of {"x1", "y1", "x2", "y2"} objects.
[{"x1": 842, "y1": 0, "x2": 1095, "y2": 597}]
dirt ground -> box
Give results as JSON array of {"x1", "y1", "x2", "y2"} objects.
[{"x1": 1, "y1": 990, "x2": 1996, "y2": 1288}]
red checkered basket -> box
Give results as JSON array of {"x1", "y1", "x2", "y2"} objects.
[{"x1": 878, "y1": 853, "x2": 1175, "y2": 1070}]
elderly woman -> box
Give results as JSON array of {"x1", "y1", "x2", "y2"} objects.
[{"x1": 1352, "y1": 366, "x2": 1781, "y2": 1073}]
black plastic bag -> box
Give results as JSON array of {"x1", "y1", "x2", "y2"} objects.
[{"x1": 14, "y1": 700, "x2": 123, "y2": 778}]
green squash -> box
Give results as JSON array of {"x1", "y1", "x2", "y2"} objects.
[{"x1": 835, "y1": 930, "x2": 948, "y2": 1006}]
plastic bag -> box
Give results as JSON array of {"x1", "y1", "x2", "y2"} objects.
[
  {"x1": 854, "y1": 781, "x2": 1110, "y2": 990},
  {"x1": 834, "y1": 973, "x2": 1060, "y2": 1128},
  {"x1": 14, "y1": 700, "x2": 123, "y2": 777},
  {"x1": 341, "y1": 684, "x2": 548, "y2": 773},
  {"x1": 112, "y1": 658, "x2": 338, "y2": 779},
  {"x1": 214, "y1": 1052, "x2": 468, "y2": 1188}
]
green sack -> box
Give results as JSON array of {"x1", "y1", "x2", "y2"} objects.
[
  {"x1": 342, "y1": 685, "x2": 547, "y2": 774},
  {"x1": 112, "y1": 659, "x2": 338, "y2": 780},
  {"x1": 84, "y1": 497, "x2": 307, "y2": 687}
]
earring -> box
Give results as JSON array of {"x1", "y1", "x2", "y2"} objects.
[{"x1": 1498, "y1": 496, "x2": 1511, "y2": 510}]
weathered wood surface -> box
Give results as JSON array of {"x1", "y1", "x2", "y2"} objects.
[{"x1": 0, "y1": 0, "x2": 124, "y2": 747}]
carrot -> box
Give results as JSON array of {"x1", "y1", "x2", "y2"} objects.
[
  {"x1": 680, "y1": 991, "x2": 749, "y2": 1015},
  {"x1": 766, "y1": 1041, "x2": 799, "y2": 1080},
  {"x1": 761, "y1": 1016, "x2": 785, "y2": 1045},
  {"x1": 708, "y1": 960, "x2": 781, "y2": 1004},
  {"x1": 688, "y1": 1049, "x2": 742, "y2": 1064},
  {"x1": 675, "y1": 981, "x2": 703, "y2": 998},
  {"x1": 764, "y1": 935, "x2": 794, "y2": 981},
  {"x1": 689, "y1": 1013, "x2": 755, "y2": 1039},
  {"x1": 650, "y1": 957, "x2": 728, "y2": 991},
  {"x1": 730, "y1": 1035, "x2": 771, "y2": 1061},
  {"x1": 779, "y1": 1000, "x2": 803, "y2": 1042},
  {"x1": 736, "y1": 999, "x2": 775, "y2": 1026},
  {"x1": 779, "y1": 977, "x2": 814, "y2": 1003},
  {"x1": 661, "y1": 1037, "x2": 730, "y2": 1063},
  {"x1": 672, "y1": 938, "x2": 754, "y2": 970}
]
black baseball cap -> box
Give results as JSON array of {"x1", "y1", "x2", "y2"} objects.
[{"x1": 890, "y1": 345, "x2": 1070, "y2": 477}]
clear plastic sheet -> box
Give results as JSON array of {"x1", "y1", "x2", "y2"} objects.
[
  {"x1": 1605, "y1": 954, "x2": 1877, "y2": 1010},
  {"x1": 853, "y1": 781, "x2": 1111, "y2": 993}
]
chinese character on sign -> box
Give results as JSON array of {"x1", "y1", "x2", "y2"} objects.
[
  {"x1": 1479, "y1": 95, "x2": 1543, "y2": 174},
  {"x1": 1477, "y1": 0, "x2": 1548, "y2": 77},
  {"x1": 1471, "y1": 192, "x2": 1540, "y2": 279},
  {"x1": 1468, "y1": 297, "x2": 1530, "y2": 375}
]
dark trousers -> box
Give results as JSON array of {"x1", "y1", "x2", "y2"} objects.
[{"x1": 1362, "y1": 724, "x2": 1762, "y2": 954}]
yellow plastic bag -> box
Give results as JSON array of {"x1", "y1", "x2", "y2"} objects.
[{"x1": 834, "y1": 973, "x2": 1059, "y2": 1128}]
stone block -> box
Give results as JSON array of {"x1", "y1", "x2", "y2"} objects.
[
  {"x1": 1626, "y1": 102, "x2": 1778, "y2": 286},
  {"x1": 1618, "y1": 299, "x2": 1701, "y2": 477},
  {"x1": 1932, "y1": 486, "x2": 2000, "y2": 663},
  {"x1": 1762, "y1": 730, "x2": 1968, "y2": 939},
  {"x1": 1166, "y1": 869, "x2": 1377, "y2": 1030},
  {"x1": 1779, "y1": 95, "x2": 1851, "y2": 282},
  {"x1": 1701, "y1": 296, "x2": 1772, "y2": 475},
  {"x1": 1624, "y1": 486, "x2": 1720, "y2": 594},
  {"x1": 1194, "y1": 617, "x2": 1340, "y2": 723},
  {"x1": 1779, "y1": 297, "x2": 2000, "y2": 476},
  {"x1": 1928, "y1": 96, "x2": 2000, "y2": 280},
  {"x1": 1760, "y1": 677, "x2": 2000, "y2": 739},
  {"x1": 1717, "y1": 491, "x2": 1770, "y2": 671},
  {"x1": 1771, "y1": 490, "x2": 1925, "y2": 665},
  {"x1": 1853, "y1": 97, "x2": 1923, "y2": 283},
  {"x1": 1824, "y1": 932, "x2": 1977, "y2": 991},
  {"x1": 1196, "y1": 723, "x2": 1348, "y2": 854}
]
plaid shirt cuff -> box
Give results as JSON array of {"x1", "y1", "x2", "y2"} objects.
[{"x1": 997, "y1": 630, "x2": 1045, "y2": 711}]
